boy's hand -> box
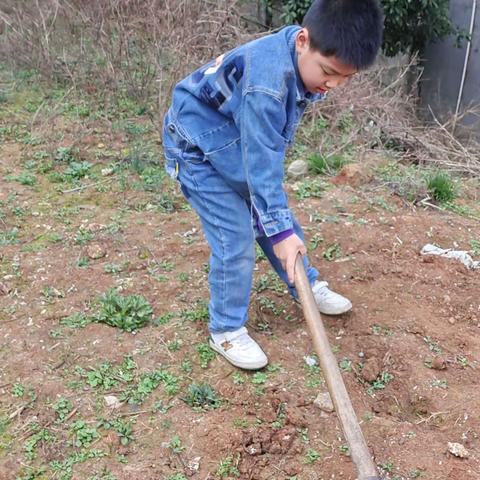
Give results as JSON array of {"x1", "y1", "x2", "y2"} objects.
[{"x1": 272, "y1": 234, "x2": 307, "y2": 284}]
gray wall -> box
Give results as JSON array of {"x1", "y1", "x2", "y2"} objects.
[{"x1": 421, "y1": 0, "x2": 480, "y2": 137}]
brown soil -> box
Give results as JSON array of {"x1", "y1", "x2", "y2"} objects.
[{"x1": 1, "y1": 137, "x2": 480, "y2": 480}]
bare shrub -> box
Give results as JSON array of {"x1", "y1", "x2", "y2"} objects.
[
  {"x1": 300, "y1": 55, "x2": 480, "y2": 176},
  {"x1": 0, "y1": 0, "x2": 252, "y2": 115}
]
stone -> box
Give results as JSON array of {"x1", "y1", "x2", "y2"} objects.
[
  {"x1": 313, "y1": 391, "x2": 334, "y2": 413},
  {"x1": 361, "y1": 357, "x2": 382, "y2": 383},
  {"x1": 448, "y1": 442, "x2": 469, "y2": 458},
  {"x1": 104, "y1": 395, "x2": 121, "y2": 409},
  {"x1": 87, "y1": 243, "x2": 107, "y2": 259},
  {"x1": 287, "y1": 159, "x2": 309, "y2": 178},
  {"x1": 431, "y1": 356, "x2": 447, "y2": 370}
]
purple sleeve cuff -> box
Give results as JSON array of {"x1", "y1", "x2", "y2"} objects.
[{"x1": 269, "y1": 229, "x2": 294, "y2": 245}]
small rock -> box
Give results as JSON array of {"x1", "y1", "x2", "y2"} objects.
[
  {"x1": 87, "y1": 243, "x2": 107, "y2": 259},
  {"x1": 304, "y1": 355, "x2": 318, "y2": 367},
  {"x1": 448, "y1": 317, "x2": 456, "y2": 325},
  {"x1": 104, "y1": 395, "x2": 121, "y2": 409},
  {"x1": 287, "y1": 160, "x2": 309, "y2": 178},
  {"x1": 186, "y1": 456, "x2": 201, "y2": 473},
  {"x1": 87, "y1": 223, "x2": 106, "y2": 232},
  {"x1": 246, "y1": 443, "x2": 262, "y2": 455},
  {"x1": 431, "y1": 356, "x2": 447, "y2": 370},
  {"x1": 331, "y1": 163, "x2": 370, "y2": 187},
  {"x1": 361, "y1": 357, "x2": 381, "y2": 383},
  {"x1": 448, "y1": 442, "x2": 469, "y2": 458},
  {"x1": 0, "y1": 282, "x2": 10, "y2": 295},
  {"x1": 313, "y1": 391, "x2": 334, "y2": 413}
]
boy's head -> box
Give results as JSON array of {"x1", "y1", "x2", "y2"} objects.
[{"x1": 296, "y1": 0, "x2": 383, "y2": 94}]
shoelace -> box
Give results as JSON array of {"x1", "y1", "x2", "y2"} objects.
[{"x1": 313, "y1": 281, "x2": 330, "y2": 299}]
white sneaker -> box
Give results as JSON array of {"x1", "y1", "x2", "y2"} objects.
[
  {"x1": 209, "y1": 326, "x2": 268, "y2": 370},
  {"x1": 312, "y1": 280, "x2": 352, "y2": 315}
]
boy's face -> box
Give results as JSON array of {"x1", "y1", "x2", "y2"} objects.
[{"x1": 295, "y1": 28, "x2": 357, "y2": 95}]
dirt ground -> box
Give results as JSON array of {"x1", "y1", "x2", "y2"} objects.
[{"x1": 1, "y1": 108, "x2": 480, "y2": 480}]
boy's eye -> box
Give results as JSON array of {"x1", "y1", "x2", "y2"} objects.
[{"x1": 320, "y1": 66, "x2": 333, "y2": 76}]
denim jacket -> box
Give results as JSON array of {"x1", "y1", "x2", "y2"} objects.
[{"x1": 163, "y1": 25, "x2": 325, "y2": 236}]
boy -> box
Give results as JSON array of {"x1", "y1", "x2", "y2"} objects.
[{"x1": 162, "y1": 0, "x2": 383, "y2": 370}]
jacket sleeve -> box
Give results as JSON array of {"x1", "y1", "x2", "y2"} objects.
[{"x1": 239, "y1": 89, "x2": 293, "y2": 237}]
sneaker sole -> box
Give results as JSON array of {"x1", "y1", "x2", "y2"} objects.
[
  {"x1": 318, "y1": 300, "x2": 353, "y2": 316},
  {"x1": 209, "y1": 339, "x2": 268, "y2": 370}
]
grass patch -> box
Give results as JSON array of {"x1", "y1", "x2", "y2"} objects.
[
  {"x1": 426, "y1": 171, "x2": 456, "y2": 203},
  {"x1": 307, "y1": 152, "x2": 348, "y2": 175}
]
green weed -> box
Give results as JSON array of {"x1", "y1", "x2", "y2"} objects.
[
  {"x1": 181, "y1": 301, "x2": 209, "y2": 322},
  {"x1": 166, "y1": 474, "x2": 188, "y2": 480},
  {"x1": 93, "y1": 289, "x2": 153, "y2": 332},
  {"x1": 470, "y1": 239, "x2": 480, "y2": 256},
  {"x1": 304, "y1": 448, "x2": 321, "y2": 464},
  {"x1": 70, "y1": 420, "x2": 100, "y2": 448},
  {"x1": 197, "y1": 343, "x2": 215, "y2": 369},
  {"x1": 60, "y1": 312, "x2": 91, "y2": 329},
  {"x1": 24, "y1": 428, "x2": 53, "y2": 460},
  {"x1": 426, "y1": 171, "x2": 456, "y2": 203},
  {"x1": 295, "y1": 178, "x2": 327, "y2": 199},
  {"x1": 5, "y1": 171, "x2": 37, "y2": 186},
  {"x1": 12, "y1": 382, "x2": 25, "y2": 397},
  {"x1": 431, "y1": 378, "x2": 448, "y2": 389},
  {"x1": 167, "y1": 435, "x2": 185, "y2": 454},
  {"x1": 53, "y1": 397, "x2": 74, "y2": 423},
  {"x1": 323, "y1": 242, "x2": 342, "y2": 261},
  {"x1": 99, "y1": 418, "x2": 134, "y2": 445},
  {"x1": 216, "y1": 455, "x2": 240, "y2": 478},
  {"x1": 251, "y1": 372, "x2": 267, "y2": 385},
  {"x1": 423, "y1": 336, "x2": 442, "y2": 354},
  {"x1": 0, "y1": 228, "x2": 19, "y2": 245},
  {"x1": 121, "y1": 369, "x2": 180, "y2": 403},
  {"x1": 182, "y1": 383, "x2": 221, "y2": 410},
  {"x1": 75, "y1": 227, "x2": 94, "y2": 245},
  {"x1": 63, "y1": 161, "x2": 93, "y2": 181},
  {"x1": 367, "y1": 372, "x2": 394, "y2": 396},
  {"x1": 307, "y1": 152, "x2": 347, "y2": 175}
]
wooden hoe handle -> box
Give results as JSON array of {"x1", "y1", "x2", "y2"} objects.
[{"x1": 294, "y1": 254, "x2": 383, "y2": 480}]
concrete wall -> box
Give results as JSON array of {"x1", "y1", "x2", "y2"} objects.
[{"x1": 421, "y1": 0, "x2": 480, "y2": 137}]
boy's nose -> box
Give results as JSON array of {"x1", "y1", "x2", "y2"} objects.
[{"x1": 325, "y1": 76, "x2": 347, "y2": 90}]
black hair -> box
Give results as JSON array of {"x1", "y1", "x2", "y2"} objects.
[{"x1": 302, "y1": 0, "x2": 383, "y2": 69}]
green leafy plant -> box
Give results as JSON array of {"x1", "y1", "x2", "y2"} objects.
[
  {"x1": 196, "y1": 343, "x2": 216, "y2": 368},
  {"x1": 53, "y1": 397, "x2": 74, "y2": 422},
  {"x1": 121, "y1": 369, "x2": 179, "y2": 404},
  {"x1": 367, "y1": 371, "x2": 394, "y2": 396},
  {"x1": 470, "y1": 239, "x2": 480, "y2": 256},
  {"x1": 60, "y1": 312, "x2": 91, "y2": 329},
  {"x1": 70, "y1": 420, "x2": 100, "y2": 447},
  {"x1": 93, "y1": 289, "x2": 153, "y2": 332},
  {"x1": 323, "y1": 242, "x2": 342, "y2": 261},
  {"x1": 305, "y1": 448, "x2": 321, "y2": 464},
  {"x1": 182, "y1": 383, "x2": 221, "y2": 410},
  {"x1": 216, "y1": 455, "x2": 240, "y2": 478},
  {"x1": 381, "y1": 0, "x2": 455, "y2": 55},
  {"x1": 167, "y1": 435, "x2": 185, "y2": 454}
]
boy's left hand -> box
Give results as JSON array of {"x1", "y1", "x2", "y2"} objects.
[{"x1": 273, "y1": 234, "x2": 307, "y2": 284}]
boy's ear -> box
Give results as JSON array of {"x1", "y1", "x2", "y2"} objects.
[{"x1": 296, "y1": 28, "x2": 310, "y2": 52}]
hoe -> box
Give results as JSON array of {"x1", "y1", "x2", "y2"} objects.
[{"x1": 295, "y1": 254, "x2": 384, "y2": 480}]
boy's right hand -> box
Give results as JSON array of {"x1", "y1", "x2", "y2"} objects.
[{"x1": 272, "y1": 234, "x2": 307, "y2": 285}]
